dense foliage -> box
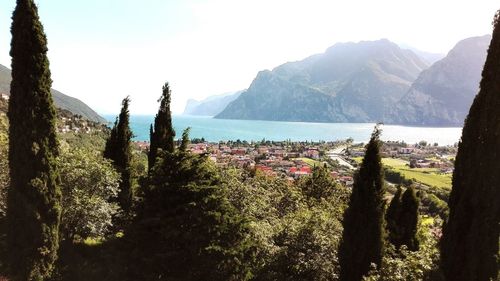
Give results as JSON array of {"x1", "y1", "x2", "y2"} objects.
[
  {"x1": 104, "y1": 97, "x2": 133, "y2": 211},
  {"x1": 57, "y1": 147, "x2": 120, "y2": 241},
  {"x1": 338, "y1": 126, "x2": 386, "y2": 281},
  {"x1": 148, "y1": 83, "x2": 175, "y2": 171},
  {"x1": 6, "y1": 0, "x2": 62, "y2": 280},
  {"x1": 0, "y1": 113, "x2": 8, "y2": 218},
  {"x1": 129, "y1": 130, "x2": 255, "y2": 280},
  {"x1": 440, "y1": 12, "x2": 500, "y2": 281}
]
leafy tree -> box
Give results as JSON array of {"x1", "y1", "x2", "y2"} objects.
[
  {"x1": 104, "y1": 97, "x2": 133, "y2": 211},
  {"x1": 440, "y1": 11, "x2": 500, "y2": 281},
  {"x1": 260, "y1": 205, "x2": 344, "y2": 281},
  {"x1": 0, "y1": 114, "x2": 8, "y2": 218},
  {"x1": 298, "y1": 165, "x2": 340, "y2": 202},
  {"x1": 338, "y1": 125, "x2": 386, "y2": 281},
  {"x1": 129, "y1": 129, "x2": 254, "y2": 280},
  {"x1": 148, "y1": 83, "x2": 175, "y2": 171},
  {"x1": 363, "y1": 219, "x2": 441, "y2": 281},
  {"x1": 57, "y1": 148, "x2": 120, "y2": 241},
  {"x1": 6, "y1": 0, "x2": 62, "y2": 279}
]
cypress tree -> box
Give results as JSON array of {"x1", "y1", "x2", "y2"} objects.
[
  {"x1": 399, "y1": 186, "x2": 419, "y2": 251},
  {"x1": 104, "y1": 97, "x2": 133, "y2": 211},
  {"x1": 386, "y1": 186, "x2": 403, "y2": 248},
  {"x1": 338, "y1": 125, "x2": 386, "y2": 281},
  {"x1": 148, "y1": 83, "x2": 175, "y2": 171},
  {"x1": 6, "y1": 0, "x2": 62, "y2": 279},
  {"x1": 440, "y1": 11, "x2": 500, "y2": 281},
  {"x1": 130, "y1": 128, "x2": 254, "y2": 280},
  {"x1": 385, "y1": 186, "x2": 420, "y2": 251},
  {"x1": 179, "y1": 127, "x2": 191, "y2": 151}
]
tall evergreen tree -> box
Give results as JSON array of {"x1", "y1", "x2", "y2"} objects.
[
  {"x1": 385, "y1": 185, "x2": 420, "y2": 251},
  {"x1": 398, "y1": 186, "x2": 419, "y2": 251},
  {"x1": 148, "y1": 83, "x2": 175, "y2": 171},
  {"x1": 338, "y1": 125, "x2": 386, "y2": 281},
  {"x1": 6, "y1": 0, "x2": 62, "y2": 279},
  {"x1": 104, "y1": 97, "x2": 133, "y2": 211},
  {"x1": 129, "y1": 128, "x2": 254, "y2": 280},
  {"x1": 440, "y1": 11, "x2": 500, "y2": 281},
  {"x1": 386, "y1": 186, "x2": 403, "y2": 248}
]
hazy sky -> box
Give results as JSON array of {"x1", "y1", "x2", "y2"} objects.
[{"x1": 0, "y1": 0, "x2": 498, "y2": 114}]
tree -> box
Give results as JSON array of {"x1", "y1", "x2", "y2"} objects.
[
  {"x1": 386, "y1": 186, "x2": 419, "y2": 251},
  {"x1": 338, "y1": 125, "x2": 386, "y2": 281},
  {"x1": 298, "y1": 165, "x2": 339, "y2": 201},
  {"x1": 0, "y1": 114, "x2": 8, "y2": 218},
  {"x1": 148, "y1": 83, "x2": 175, "y2": 171},
  {"x1": 440, "y1": 11, "x2": 500, "y2": 281},
  {"x1": 398, "y1": 186, "x2": 419, "y2": 251},
  {"x1": 386, "y1": 186, "x2": 403, "y2": 248},
  {"x1": 6, "y1": 0, "x2": 62, "y2": 279},
  {"x1": 104, "y1": 97, "x2": 133, "y2": 212},
  {"x1": 129, "y1": 129, "x2": 254, "y2": 280},
  {"x1": 58, "y1": 148, "x2": 120, "y2": 241}
]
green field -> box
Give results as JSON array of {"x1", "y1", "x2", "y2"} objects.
[
  {"x1": 382, "y1": 158, "x2": 452, "y2": 189},
  {"x1": 352, "y1": 156, "x2": 452, "y2": 189},
  {"x1": 292, "y1": 157, "x2": 323, "y2": 167}
]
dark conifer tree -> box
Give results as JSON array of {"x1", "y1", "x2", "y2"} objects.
[
  {"x1": 385, "y1": 185, "x2": 420, "y2": 251},
  {"x1": 179, "y1": 127, "x2": 191, "y2": 151},
  {"x1": 398, "y1": 186, "x2": 419, "y2": 251},
  {"x1": 6, "y1": 0, "x2": 62, "y2": 279},
  {"x1": 129, "y1": 128, "x2": 254, "y2": 280},
  {"x1": 440, "y1": 11, "x2": 500, "y2": 281},
  {"x1": 386, "y1": 186, "x2": 403, "y2": 247},
  {"x1": 104, "y1": 97, "x2": 133, "y2": 211},
  {"x1": 338, "y1": 125, "x2": 386, "y2": 281},
  {"x1": 148, "y1": 83, "x2": 175, "y2": 171}
]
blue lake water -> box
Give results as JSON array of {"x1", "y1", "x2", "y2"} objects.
[{"x1": 104, "y1": 115, "x2": 463, "y2": 146}]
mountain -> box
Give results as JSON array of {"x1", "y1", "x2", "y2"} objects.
[
  {"x1": 183, "y1": 90, "x2": 243, "y2": 116},
  {"x1": 216, "y1": 39, "x2": 429, "y2": 122},
  {"x1": 390, "y1": 35, "x2": 491, "y2": 126},
  {"x1": 398, "y1": 44, "x2": 445, "y2": 65},
  {"x1": 0, "y1": 64, "x2": 106, "y2": 123}
]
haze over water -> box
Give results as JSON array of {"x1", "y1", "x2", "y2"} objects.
[{"x1": 104, "y1": 115, "x2": 463, "y2": 146}]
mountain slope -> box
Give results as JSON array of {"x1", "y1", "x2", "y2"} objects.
[
  {"x1": 0, "y1": 64, "x2": 106, "y2": 123},
  {"x1": 183, "y1": 90, "x2": 243, "y2": 116},
  {"x1": 216, "y1": 39, "x2": 429, "y2": 122},
  {"x1": 390, "y1": 35, "x2": 491, "y2": 126}
]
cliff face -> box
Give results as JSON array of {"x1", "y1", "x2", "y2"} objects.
[
  {"x1": 391, "y1": 35, "x2": 490, "y2": 126},
  {"x1": 216, "y1": 39, "x2": 428, "y2": 123}
]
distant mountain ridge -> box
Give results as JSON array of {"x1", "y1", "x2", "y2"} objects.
[
  {"x1": 216, "y1": 39, "x2": 429, "y2": 122},
  {"x1": 215, "y1": 36, "x2": 490, "y2": 126},
  {"x1": 183, "y1": 90, "x2": 244, "y2": 116},
  {"x1": 390, "y1": 35, "x2": 491, "y2": 126},
  {"x1": 0, "y1": 64, "x2": 106, "y2": 123}
]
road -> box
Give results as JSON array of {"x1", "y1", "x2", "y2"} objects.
[{"x1": 327, "y1": 146, "x2": 355, "y2": 170}]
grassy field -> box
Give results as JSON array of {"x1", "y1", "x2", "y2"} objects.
[
  {"x1": 352, "y1": 156, "x2": 452, "y2": 189},
  {"x1": 292, "y1": 157, "x2": 323, "y2": 167},
  {"x1": 382, "y1": 158, "x2": 451, "y2": 189}
]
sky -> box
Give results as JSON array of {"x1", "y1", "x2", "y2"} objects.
[{"x1": 0, "y1": 0, "x2": 498, "y2": 114}]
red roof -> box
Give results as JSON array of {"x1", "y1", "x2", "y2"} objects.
[{"x1": 300, "y1": 166, "x2": 311, "y2": 173}]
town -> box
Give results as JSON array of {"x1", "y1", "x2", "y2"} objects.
[{"x1": 133, "y1": 138, "x2": 457, "y2": 189}]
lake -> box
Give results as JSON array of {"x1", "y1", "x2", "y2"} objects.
[{"x1": 104, "y1": 115, "x2": 463, "y2": 146}]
